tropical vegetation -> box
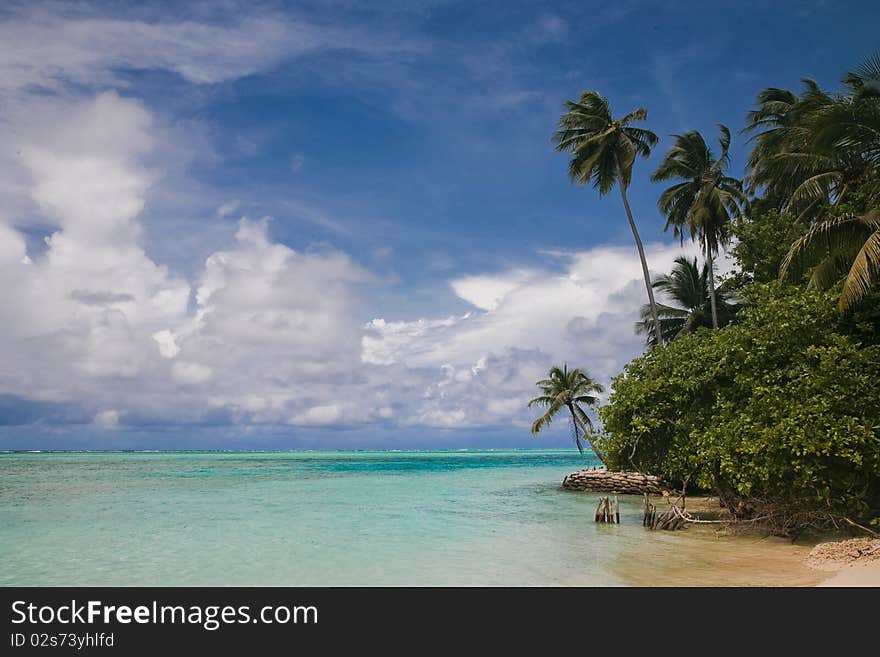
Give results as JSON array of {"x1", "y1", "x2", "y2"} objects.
[
  {"x1": 599, "y1": 285, "x2": 880, "y2": 533},
  {"x1": 540, "y1": 54, "x2": 880, "y2": 533}
]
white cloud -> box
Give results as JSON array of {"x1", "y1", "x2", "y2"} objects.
[
  {"x1": 361, "y1": 241, "x2": 720, "y2": 427},
  {"x1": 0, "y1": 7, "x2": 738, "y2": 440},
  {"x1": 153, "y1": 330, "x2": 181, "y2": 359},
  {"x1": 171, "y1": 361, "x2": 213, "y2": 386},
  {"x1": 290, "y1": 404, "x2": 345, "y2": 426},
  {"x1": 0, "y1": 82, "x2": 731, "y2": 438},
  {"x1": 0, "y1": 13, "x2": 393, "y2": 96},
  {"x1": 0, "y1": 91, "x2": 372, "y2": 428},
  {"x1": 362, "y1": 315, "x2": 467, "y2": 366},
  {"x1": 0, "y1": 93, "x2": 190, "y2": 400},
  {"x1": 450, "y1": 269, "x2": 535, "y2": 311}
]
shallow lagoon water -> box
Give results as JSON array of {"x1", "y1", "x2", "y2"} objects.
[{"x1": 0, "y1": 450, "x2": 821, "y2": 586}]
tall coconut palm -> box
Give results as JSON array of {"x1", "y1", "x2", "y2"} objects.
[
  {"x1": 528, "y1": 365, "x2": 604, "y2": 462},
  {"x1": 635, "y1": 256, "x2": 739, "y2": 346},
  {"x1": 552, "y1": 91, "x2": 662, "y2": 344},
  {"x1": 651, "y1": 126, "x2": 744, "y2": 328},
  {"x1": 780, "y1": 206, "x2": 880, "y2": 312}
]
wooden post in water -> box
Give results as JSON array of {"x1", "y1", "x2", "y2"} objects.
[{"x1": 595, "y1": 496, "x2": 619, "y2": 523}]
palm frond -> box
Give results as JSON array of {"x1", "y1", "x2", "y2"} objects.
[
  {"x1": 839, "y1": 225, "x2": 880, "y2": 311},
  {"x1": 530, "y1": 398, "x2": 563, "y2": 435},
  {"x1": 780, "y1": 212, "x2": 877, "y2": 285}
]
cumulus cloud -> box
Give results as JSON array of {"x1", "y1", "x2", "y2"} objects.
[
  {"x1": 0, "y1": 91, "x2": 373, "y2": 428},
  {"x1": 360, "y1": 242, "x2": 717, "y2": 428},
  {"x1": 0, "y1": 93, "x2": 190, "y2": 401},
  {"x1": 0, "y1": 88, "x2": 722, "y2": 436},
  {"x1": 0, "y1": 5, "x2": 735, "y2": 442}
]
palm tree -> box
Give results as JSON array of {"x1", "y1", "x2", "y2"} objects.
[
  {"x1": 651, "y1": 126, "x2": 744, "y2": 328},
  {"x1": 528, "y1": 364, "x2": 604, "y2": 462},
  {"x1": 742, "y1": 81, "x2": 837, "y2": 216},
  {"x1": 743, "y1": 71, "x2": 879, "y2": 220},
  {"x1": 552, "y1": 91, "x2": 663, "y2": 344},
  {"x1": 635, "y1": 256, "x2": 738, "y2": 346},
  {"x1": 773, "y1": 55, "x2": 880, "y2": 311},
  {"x1": 780, "y1": 206, "x2": 880, "y2": 312}
]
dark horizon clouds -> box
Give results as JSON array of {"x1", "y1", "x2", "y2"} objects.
[{"x1": 0, "y1": 1, "x2": 875, "y2": 448}]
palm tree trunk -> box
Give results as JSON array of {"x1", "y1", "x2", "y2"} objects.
[
  {"x1": 619, "y1": 185, "x2": 663, "y2": 345},
  {"x1": 706, "y1": 250, "x2": 719, "y2": 329},
  {"x1": 568, "y1": 403, "x2": 604, "y2": 465}
]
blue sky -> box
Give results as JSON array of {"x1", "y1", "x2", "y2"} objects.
[{"x1": 0, "y1": 0, "x2": 875, "y2": 449}]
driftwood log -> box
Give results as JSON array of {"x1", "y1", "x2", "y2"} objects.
[
  {"x1": 642, "y1": 494, "x2": 689, "y2": 531},
  {"x1": 562, "y1": 468, "x2": 667, "y2": 495}
]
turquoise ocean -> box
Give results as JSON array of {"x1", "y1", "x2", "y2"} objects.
[{"x1": 0, "y1": 450, "x2": 820, "y2": 586}]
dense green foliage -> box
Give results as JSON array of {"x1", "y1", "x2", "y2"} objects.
[
  {"x1": 730, "y1": 208, "x2": 806, "y2": 284},
  {"x1": 598, "y1": 285, "x2": 880, "y2": 527}
]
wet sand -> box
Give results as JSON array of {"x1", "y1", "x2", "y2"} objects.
[
  {"x1": 609, "y1": 523, "x2": 825, "y2": 586},
  {"x1": 609, "y1": 498, "x2": 878, "y2": 586}
]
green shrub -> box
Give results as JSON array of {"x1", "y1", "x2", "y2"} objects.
[{"x1": 597, "y1": 284, "x2": 880, "y2": 528}]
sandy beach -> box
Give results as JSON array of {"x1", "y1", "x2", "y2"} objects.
[
  {"x1": 818, "y1": 561, "x2": 880, "y2": 586},
  {"x1": 613, "y1": 497, "x2": 880, "y2": 587},
  {"x1": 807, "y1": 537, "x2": 880, "y2": 587}
]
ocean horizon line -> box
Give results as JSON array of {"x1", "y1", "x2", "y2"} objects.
[{"x1": 0, "y1": 447, "x2": 586, "y2": 454}]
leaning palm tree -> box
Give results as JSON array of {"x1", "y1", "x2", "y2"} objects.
[
  {"x1": 552, "y1": 91, "x2": 663, "y2": 344},
  {"x1": 780, "y1": 205, "x2": 880, "y2": 312},
  {"x1": 635, "y1": 256, "x2": 738, "y2": 346},
  {"x1": 528, "y1": 365, "x2": 604, "y2": 462},
  {"x1": 651, "y1": 126, "x2": 744, "y2": 328}
]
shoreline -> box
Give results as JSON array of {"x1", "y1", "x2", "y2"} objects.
[
  {"x1": 817, "y1": 560, "x2": 880, "y2": 586},
  {"x1": 600, "y1": 493, "x2": 880, "y2": 586},
  {"x1": 807, "y1": 537, "x2": 880, "y2": 587}
]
